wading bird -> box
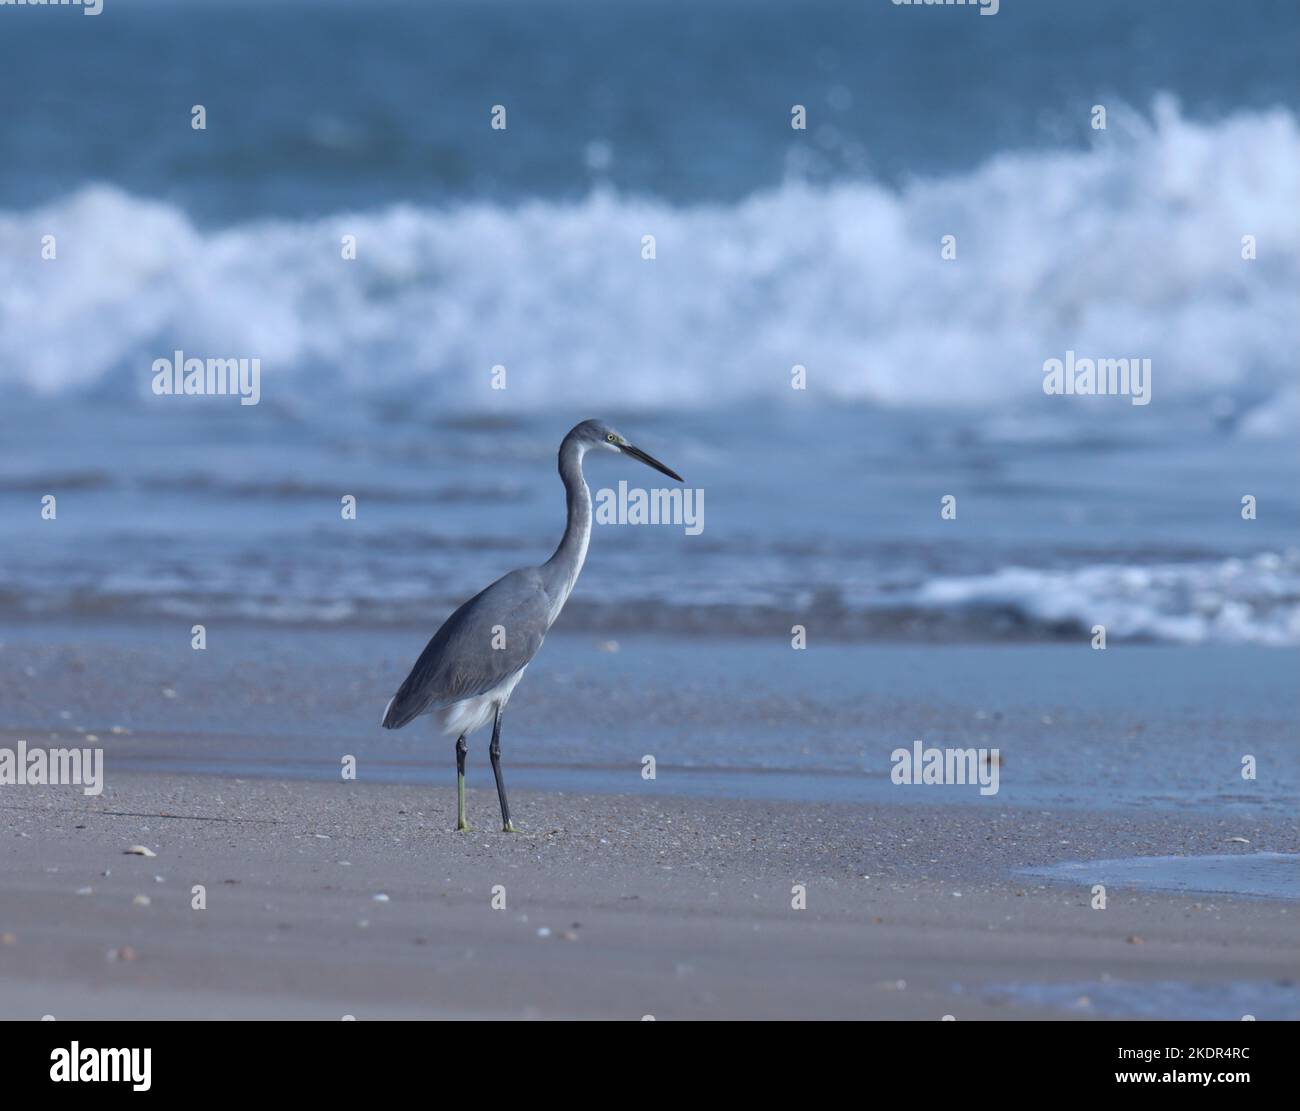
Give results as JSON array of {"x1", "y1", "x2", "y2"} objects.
[{"x1": 381, "y1": 420, "x2": 684, "y2": 832}]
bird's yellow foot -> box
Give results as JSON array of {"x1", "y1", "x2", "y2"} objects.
[
  {"x1": 455, "y1": 820, "x2": 473, "y2": 832},
  {"x1": 502, "y1": 821, "x2": 519, "y2": 833}
]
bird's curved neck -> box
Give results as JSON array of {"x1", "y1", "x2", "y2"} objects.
[{"x1": 542, "y1": 436, "x2": 592, "y2": 601}]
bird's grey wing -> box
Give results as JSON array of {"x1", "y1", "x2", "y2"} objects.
[{"x1": 381, "y1": 569, "x2": 551, "y2": 729}]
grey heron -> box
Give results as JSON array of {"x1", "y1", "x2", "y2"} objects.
[{"x1": 381, "y1": 419, "x2": 684, "y2": 832}]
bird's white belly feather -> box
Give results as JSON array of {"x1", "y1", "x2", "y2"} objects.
[{"x1": 433, "y1": 666, "x2": 528, "y2": 739}]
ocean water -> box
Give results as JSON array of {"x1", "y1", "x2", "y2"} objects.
[
  {"x1": 981, "y1": 978, "x2": 1300, "y2": 1021},
  {"x1": 1020, "y1": 852, "x2": 1300, "y2": 902},
  {"x1": 0, "y1": 0, "x2": 1297, "y2": 645}
]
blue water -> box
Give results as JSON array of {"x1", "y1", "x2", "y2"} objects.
[
  {"x1": 0, "y1": 0, "x2": 1297, "y2": 642},
  {"x1": 981, "y1": 978, "x2": 1300, "y2": 1020},
  {"x1": 1020, "y1": 853, "x2": 1300, "y2": 902},
  {"x1": 3, "y1": 0, "x2": 1296, "y2": 218}
]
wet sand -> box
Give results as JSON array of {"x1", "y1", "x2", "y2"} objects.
[
  {"x1": 1, "y1": 770, "x2": 1297, "y2": 1020},
  {"x1": 3, "y1": 622, "x2": 1297, "y2": 816}
]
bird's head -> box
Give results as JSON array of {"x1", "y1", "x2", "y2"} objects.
[{"x1": 568, "y1": 419, "x2": 684, "y2": 482}]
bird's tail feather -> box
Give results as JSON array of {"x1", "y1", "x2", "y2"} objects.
[{"x1": 381, "y1": 692, "x2": 425, "y2": 730}]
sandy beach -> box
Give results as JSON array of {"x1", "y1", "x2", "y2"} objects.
[
  {"x1": 2, "y1": 627, "x2": 1296, "y2": 1020},
  {"x1": 2, "y1": 767, "x2": 1296, "y2": 1020}
]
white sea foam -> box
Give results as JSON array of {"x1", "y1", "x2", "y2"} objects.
[
  {"x1": 1, "y1": 100, "x2": 1296, "y2": 424},
  {"x1": 912, "y1": 551, "x2": 1300, "y2": 646}
]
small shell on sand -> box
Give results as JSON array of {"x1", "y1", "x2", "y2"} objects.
[{"x1": 124, "y1": 845, "x2": 157, "y2": 857}]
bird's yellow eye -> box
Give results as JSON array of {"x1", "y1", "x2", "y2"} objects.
[{"x1": 607, "y1": 433, "x2": 617, "y2": 442}]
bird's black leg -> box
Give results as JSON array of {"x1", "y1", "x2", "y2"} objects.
[
  {"x1": 489, "y1": 705, "x2": 517, "y2": 833},
  {"x1": 454, "y1": 734, "x2": 470, "y2": 831}
]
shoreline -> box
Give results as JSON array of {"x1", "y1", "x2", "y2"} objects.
[{"x1": 3, "y1": 625, "x2": 1296, "y2": 816}]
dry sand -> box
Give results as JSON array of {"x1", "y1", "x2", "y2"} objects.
[{"x1": 1, "y1": 770, "x2": 1297, "y2": 1020}]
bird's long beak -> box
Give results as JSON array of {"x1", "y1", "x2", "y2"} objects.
[{"x1": 622, "y1": 442, "x2": 684, "y2": 482}]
